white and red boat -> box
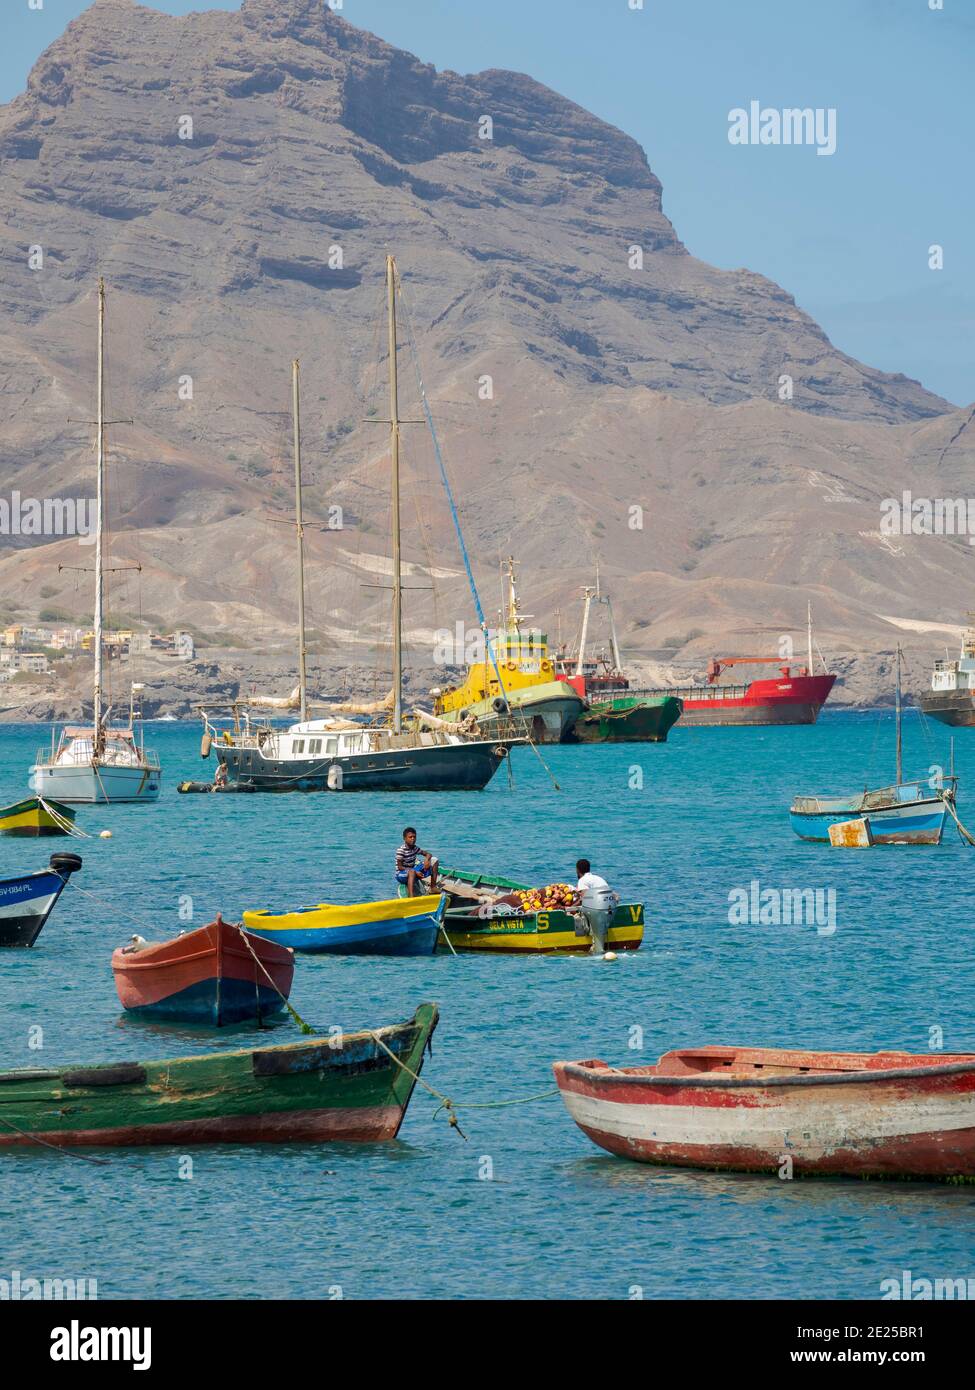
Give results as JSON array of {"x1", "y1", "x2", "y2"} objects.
[{"x1": 553, "y1": 1046, "x2": 975, "y2": 1179}]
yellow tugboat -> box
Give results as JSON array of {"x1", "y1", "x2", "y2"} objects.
[{"x1": 432, "y1": 558, "x2": 585, "y2": 743}]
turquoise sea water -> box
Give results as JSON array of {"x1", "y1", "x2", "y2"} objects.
[{"x1": 0, "y1": 711, "x2": 973, "y2": 1301}]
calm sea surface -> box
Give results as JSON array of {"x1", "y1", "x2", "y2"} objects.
[{"x1": 0, "y1": 711, "x2": 973, "y2": 1300}]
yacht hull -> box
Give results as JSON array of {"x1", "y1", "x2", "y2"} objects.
[
  {"x1": 218, "y1": 738, "x2": 506, "y2": 792},
  {"x1": 29, "y1": 764, "x2": 161, "y2": 804}
]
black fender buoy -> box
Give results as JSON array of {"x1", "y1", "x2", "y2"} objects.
[{"x1": 50, "y1": 852, "x2": 83, "y2": 876}]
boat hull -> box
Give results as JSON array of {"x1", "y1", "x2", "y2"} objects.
[
  {"x1": 0, "y1": 1005, "x2": 438, "y2": 1148},
  {"x1": 443, "y1": 903, "x2": 644, "y2": 953},
  {"x1": 790, "y1": 797, "x2": 949, "y2": 845},
  {"x1": 111, "y1": 921, "x2": 294, "y2": 1025},
  {"x1": 0, "y1": 797, "x2": 76, "y2": 837},
  {"x1": 29, "y1": 763, "x2": 160, "y2": 804},
  {"x1": 554, "y1": 1049, "x2": 975, "y2": 1179},
  {"x1": 220, "y1": 738, "x2": 505, "y2": 792},
  {"x1": 0, "y1": 868, "x2": 72, "y2": 949},
  {"x1": 570, "y1": 695, "x2": 682, "y2": 743},
  {"x1": 918, "y1": 692, "x2": 975, "y2": 727},
  {"x1": 634, "y1": 674, "x2": 836, "y2": 727},
  {"x1": 243, "y1": 894, "x2": 445, "y2": 956},
  {"x1": 451, "y1": 685, "x2": 583, "y2": 744}
]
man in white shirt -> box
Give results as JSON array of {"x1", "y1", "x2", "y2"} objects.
[{"x1": 575, "y1": 859, "x2": 618, "y2": 954}]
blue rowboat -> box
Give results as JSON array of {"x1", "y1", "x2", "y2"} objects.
[
  {"x1": 789, "y1": 782, "x2": 952, "y2": 845},
  {"x1": 791, "y1": 646, "x2": 958, "y2": 846},
  {"x1": 241, "y1": 893, "x2": 446, "y2": 956},
  {"x1": 0, "y1": 853, "x2": 83, "y2": 948}
]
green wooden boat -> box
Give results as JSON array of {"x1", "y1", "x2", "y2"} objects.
[
  {"x1": 433, "y1": 868, "x2": 645, "y2": 953},
  {"x1": 570, "y1": 693, "x2": 683, "y2": 743},
  {"x1": 0, "y1": 1004, "x2": 438, "y2": 1148}
]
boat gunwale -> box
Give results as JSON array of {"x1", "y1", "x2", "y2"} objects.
[
  {"x1": 556, "y1": 1055, "x2": 975, "y2": 1090},
  {"x1": 0, "y1": 1005, "x2": 438, "y2": 1087}
]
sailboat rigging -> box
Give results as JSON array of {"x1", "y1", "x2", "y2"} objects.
[
  {"x1": 29, "y1": 280, "x2": 161, "y2": 805},
  {"x1": 196, "y1": 256, "x2": 519, "y2": 792}
]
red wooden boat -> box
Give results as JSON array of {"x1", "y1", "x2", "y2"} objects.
[
  {"x1": 112, "y1": 915, "x2": 295, "y2": 1025},
  {"x1": 554, "y1": 1046, "x2": 975, "y2": 1179}
]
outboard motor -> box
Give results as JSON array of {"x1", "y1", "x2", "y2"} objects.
[{"x1": 578, "y1": 882, "x2": 618, "y2": 955}]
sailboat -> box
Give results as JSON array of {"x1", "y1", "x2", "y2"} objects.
[
  {"x1": 790, "y1": 646, "x2": 955, "y2": 844},
  {"x1": 554, "y1": 570, "x2": 683, "y2": 743},
  {"x1": 28, "y1": 281, "x2": 161, "y2": 805},
  {"x1": 200, "y1": 258, "x2": 515, "y2": 792}
]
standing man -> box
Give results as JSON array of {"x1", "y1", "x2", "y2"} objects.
[
  {"x1": 396, "y1": 827, "x2": 440, "y2": 897},
  {"x1": 574, "y1": 858, "x2": 618, "y2": 955}
]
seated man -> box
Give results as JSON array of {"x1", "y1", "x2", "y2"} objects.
[{"x1": 395, "y1": 826, "x2": 439, "y2": 897}]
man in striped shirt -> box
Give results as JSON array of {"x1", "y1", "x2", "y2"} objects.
[{"x1": 395, "y1": 827, "x2": 440, "y2": 897}]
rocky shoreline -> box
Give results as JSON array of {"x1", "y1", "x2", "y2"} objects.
[{"x1": 0, "y1": 647, "x2": 936, "y2": 723}]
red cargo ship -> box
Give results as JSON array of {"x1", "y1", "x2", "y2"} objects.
[{"x1": 635, "y1": 656, "x2": 837, "y2": 727}]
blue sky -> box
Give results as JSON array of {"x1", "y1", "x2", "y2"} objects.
[{"x1": 3, "y1": 0, "x2": 972, "y2": 405}]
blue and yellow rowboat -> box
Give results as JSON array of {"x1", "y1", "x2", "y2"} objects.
[
  {"x1": 241, "y1": 893, "x2": 446, "y2": 956},
  {"x1": 0, "y1": 797, "x2": 77, "y2": 838}
]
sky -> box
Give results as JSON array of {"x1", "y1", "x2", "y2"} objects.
[{"x1": 2, "y1": 0, "x2": 972, "y2": 406}]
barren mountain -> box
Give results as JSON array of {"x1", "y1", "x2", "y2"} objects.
[{"x1": 1, "y1": 0, "x2": 973, "y2": 702}]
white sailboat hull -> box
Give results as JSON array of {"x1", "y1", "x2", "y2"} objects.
[{"x1": 29, "y1": 763, "x2": 161, "y2": 804}]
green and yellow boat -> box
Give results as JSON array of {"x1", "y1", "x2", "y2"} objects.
[
  {"x1": 435, "y1": 867, "x2": 645, "y2": 953},
  {"x1": 0, "y1": 796, "x2": 77, "y2": 837}
]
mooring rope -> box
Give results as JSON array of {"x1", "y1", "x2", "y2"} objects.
[
  {"x1": 38, "y1": 798, "x2": 89, "y2": 839},
  {"x1": 0, "y1": 1113, "x2": 110, "y2": 1164},
  {"x1": 945, "y1": 796, "x2": 975, "y2": 847}
]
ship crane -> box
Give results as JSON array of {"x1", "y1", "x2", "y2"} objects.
[{"x1": 705, "y1": 656, "x2": 810, "y2": 684}]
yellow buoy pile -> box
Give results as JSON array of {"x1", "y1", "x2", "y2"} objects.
[{"x1": 514, "y1": 883, "x2": 577, "y2": 913}]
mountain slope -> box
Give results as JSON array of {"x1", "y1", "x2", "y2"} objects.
[{"x1": 0, "y1": 0, "x2": 972, "y2": 683}]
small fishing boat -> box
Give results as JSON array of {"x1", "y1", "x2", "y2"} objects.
[
  {"x1": 553, "y1": 1045, "x2": 975, "y2": 1180},
  {"x1": 436, "y1": 867, "x2": 644, "y2": 953},
  {"x1": 242, "y1": 893, "x2": 446, "y2": 955},
  {"x1": 555, "y1": 572, "x2": 683, "y2": 742},
  {"x1": 790, "y1": 646, "x2": 955, "y2": 844},
  {"x1": 111, "y1": 915, "x2": 295, "y2": 1025},
  {"x1": 0, "y1": 796, "x2": 76, "y2": 837},
  {"x1": 0, "y1": 853, "x2": 83, "y2": 948},
  {"x1": 0, "y1": 1004, "x2": 438, "y2": 1149}
]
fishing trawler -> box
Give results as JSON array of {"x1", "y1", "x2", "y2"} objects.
[
  {"x1": 431, "y1": 558, "x2": 585, "y2": 744},
  {"x1": 28, "y1": 282, "x2": 161, "y2": 804},
  {"x1": 198, "y1": 258, "x2": 518, "y2": 793},
  {"x1": 790, "y1": 646, "x2": 956, "y2": 844},
  {"x1": 918, "y1": 617, "x2": 975, "y2": 727},
  {"x1": 554, "y1": 575, "x2": 682, "y2": 742}
]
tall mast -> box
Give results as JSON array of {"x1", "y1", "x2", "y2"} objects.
[
  {"x1": 386, "y1": 255, "x2": 403, "y2": 734},
  {"x1": 606, "y1": 594, "x2": 623, "y2": 673},
  {"x1": 807, "y1": 601, "x2": 814, "y2": 674},
  {"x1": 93, "y1": 278, "x2": 106, "y2": 746},
  {"x1": 292, "y1": 359, "x2": 308, "y2": 723},
  {"x1": 895, "y1": 643, "x2": 903, "y2": 785},
  {"x1": 576, "y1": 586, "x2": 594, "y2": 676}
]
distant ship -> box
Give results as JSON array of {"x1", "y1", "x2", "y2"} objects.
[
  {"x1": 634, "y1": 608, "x2": 836, "y2": 727},
  {"x1": 918, "y1": 618, "x2": 975, "y2": 727}
]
